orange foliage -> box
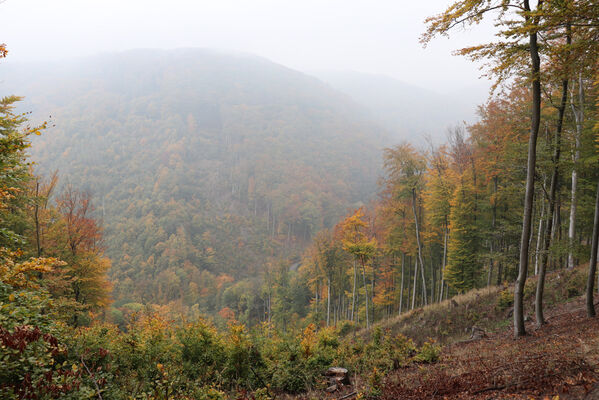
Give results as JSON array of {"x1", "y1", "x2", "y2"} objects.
[{"x1": 218, "y1": 306, "x2": 236, "y2": 321}]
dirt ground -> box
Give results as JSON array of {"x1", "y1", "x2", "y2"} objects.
[{"x1": 380, "y1": 295, "x2": 599, "y2": 399}]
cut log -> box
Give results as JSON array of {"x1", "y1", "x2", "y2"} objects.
[
  {"x1": 325, "y1": 367, "x2": 350, "y2": 385},
  {"x1": 325, "y1": 367, "x2": 348, "y2": 376},
  {"x1": 470, "y1": 326, "x2": 486, "y2": 340}
]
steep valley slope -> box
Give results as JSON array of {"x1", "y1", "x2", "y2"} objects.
[{"x1": 0, "y1": 49, "x2": 389, "y2": 320}]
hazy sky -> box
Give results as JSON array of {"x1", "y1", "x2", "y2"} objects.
[{"x1": 2, "y1": 0, "x2": 495, "y2": 93}]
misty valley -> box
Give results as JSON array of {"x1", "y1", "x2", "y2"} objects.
[{"x1": 1, "y1": 1, "x2": 599, "y2": 399}]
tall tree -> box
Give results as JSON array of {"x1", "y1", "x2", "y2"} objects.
[
  {"x1": 445, "y1": 172, "x2": 481, "y2": 292},
  {"x1": 586, "y1": 178, "x2": 599, "y2": 317},
  {"x1": 45, "y1": 187, "x2": 112, "y2": 324},
  {"x1": 383, "y1": 143, "x2": 428, "y2": 307},
  {"x1": 340, "y1": 208, "x2": 376, "y2": 328},
  {"x1": 424, "y1": 0, "x2": 547, "y2": 338},
  {"x1": 423, "y1": 145, "x2": 454, "y2": 301}
]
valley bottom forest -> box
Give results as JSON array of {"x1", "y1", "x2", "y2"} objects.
[{"x1": 3, "y1": 1, "x2": 599, "y2": 399}]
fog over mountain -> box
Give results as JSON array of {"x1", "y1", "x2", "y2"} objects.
[
  {"x1": 0, "y1": 46, "x2": 489, "y2": 321},
  {"x1": 1, "y1": 48, "x2": 389, "y2": 310},
  {"x1": 313, "y1": 70, "x2": 488, "y2": 143}
]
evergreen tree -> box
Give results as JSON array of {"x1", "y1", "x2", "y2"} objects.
[{"x1": 445, "y1": 175, "x2": 480, "y2": 293}]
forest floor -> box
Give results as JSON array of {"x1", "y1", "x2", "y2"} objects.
[
  {"x1": 294, "y1": 265, "x2": 599, "y2": 399},
  {"x1": 380, "y1": 294, "x2": 599, "y2": 399}
]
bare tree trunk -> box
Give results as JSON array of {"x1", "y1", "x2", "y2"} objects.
[
  {"x1": 497, "y1": 261, "x2": 503, "y2": 286},
  {"x1": 361, "y1": 261, "x2": 370, "y2": 328},
  {"x1": 268, "y1": 291, "x2": 271, "y2": 324},
  {"x1": 371, "y1": 263, "x2": 376, "y2": 324},
  {"x1": 399, "y1": 253, "x2": 405, "y2": 314},
  {"x1": 327, "y1": 277, "x2": 331, "y2": 326},
  {"x1": 412, "y1": 189, "x2": 428, "y2": 305},
  {"x1": 569, "y1": 73, "x2": 584, "y2": 269},
  {"x1": 536, "y1": 75, "x2": 568, "y2": 327},
  {"x1": 34, "y1": 181, "x2": 42, "y2": 257},
  {"x1": 515, "y1": 20, "x2": 541, "y2": 338},
  {"x1": 587, "y1": 179, "x2": 599, "y2": 317},
  {"x1": 488, "y1": 194, "x2": 497, "y2": 286},
  {"x1": 411, "y1": 257, "x2": 418, "y2": 310},
  {"x1": 430, "y1": 248, "x2": 436, "y2": 304},
  {"x1": 535, "y1": 195, "x2": 545, "y2": 275},
  {"x1": 406, "y1": 256, "x2": 412, "y2": 311},
  {"x1": 439, "y1": 226, "x2": 447, "y2": 302},
  {"x1": 351, "y1": 259, "x2": 357, "y2": 322}
]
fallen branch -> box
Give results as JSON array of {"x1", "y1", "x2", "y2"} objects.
[
  {"x1": 338, "y1": 391, "x2": 357, "y2": 400},
  {"x1": 81, "y1": 356, "x2": 103, "y2": 400}
]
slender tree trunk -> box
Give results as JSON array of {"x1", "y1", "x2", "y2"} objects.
[
  {"x1": 412, "y1": 189, "x2": 428, "y2": 305},
  {"x1": 430, "y1": 247, "x2": 436, "y2": 304},
  {"x1": 569, "y1": 73, "x2": 584, "y2": 269},
  {"x1": 487, "y1": 255, "x2": 494, "y2": 287},
  {"x1": 587, "y1": 179, "x2": 599, "y2": 317},
  {"x1": 327, "y1": 277, "x2": 331, "y2": 326},
  {"x1": 439, "y1": 225, "x2": 447, "y2": 302},
  {"x1": 399, "y1": 253, "x2": 405, "y2": 314},
  {"x1": 406, "y1": 256, "x2": 412, "y2": 311},
  {"x1": 361, "y1": 261, "x2": 370, "y2": 328},
  {"x1": 268, "y1": 291, "x2": 271, "y2": 324},
  {"x1": 34, "y1": 181, "x2": 42, "y2": 257},
  {"x1": 371, "y1": 263, "x2": 375, "y2": 324},
  {"x1": 535, "y1": 195, "x2": 546, "y2": 275},
  {"x1": 411, "y1": 257, "x2": 418, "y2": 310},
  {"x1": 351, "y1": 259, "x2": 356, "y2": 322},
  {"x1": 557, "y1": 200, "x2": 564, "y2": 269},
  {"x1": 515, "y1": 21, "x2": 541, "y2": 338},
  {"x1": 536, "y1": 76, "x2": 568, "y2": 327},
  {"x1": 338, "y1": 289, "x2": 342, "y2": 324}
]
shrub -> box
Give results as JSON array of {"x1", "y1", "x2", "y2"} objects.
[
  {"x1": 177, "y1": 320, "x2": 225, "y2": 383},
  {"x1": 366, "y1": 367, "x2": 383, "y2": 399},
  {"x1": 336, "y1": 320, "x2": 355, "y2": 336},
  {"x1": 415, "y1": 340, "x2": 441, "y2": 363},
  {"x1": 497, "y1": 289, "x2": 513, "y2": 310}
]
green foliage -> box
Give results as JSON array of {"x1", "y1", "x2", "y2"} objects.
[
  {"x1": 23, "y1": 50, "x2": 383, "y2": 325},
  {"x1": 497, "y1": 289, "x2": 514, "y2": 311},
  {"x1": 366, "y1": 367, "x2": 383, "y2": 399},
  {"x1": 445, "y1": 177, "x2": 481, "y2": 293},
  {"x1": 0, "y1": 95, "x2": 39, "y2": 250},
  {"x1": 414, "y1": 340, "x2": 441, "y2": 363}
]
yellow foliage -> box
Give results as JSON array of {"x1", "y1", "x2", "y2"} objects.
[
  {"x1": 0, "y1": 247, "x2": 65, "y2": 289},
  {"x1": 300, "y1": 323, "x2": 317, "y2": 357}
]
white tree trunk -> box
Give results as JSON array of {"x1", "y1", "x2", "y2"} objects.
[
  {"x1": 411, "y1": 258, "x2": 418, "y2": 310},
  {"x1": 568, "y1": 74, "x2": 584, "y2": 269},
  {"x1": 399, "y1": 253, "x2": 405, "y2": 315},
  {"x1": 361, "y1": 262, "x2": 370, "y2": 328}
]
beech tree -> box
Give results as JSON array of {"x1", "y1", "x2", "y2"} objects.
[
  {"x1": 340, "y1": 208, "x2": 376, "y2": 328},
  {"x1": 424, "y1": 0, "x2": 547, "y2": 337},
  {"x1": 383, "y1": 143, "x2": 429, "y2": 308},
  {"x1": 423, "y1": 146, "x2": 454, "y2": 301}
]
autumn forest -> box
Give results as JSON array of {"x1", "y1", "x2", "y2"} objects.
[{"x1": 2, "y1": 1, "x2": 599, "y2": 399}]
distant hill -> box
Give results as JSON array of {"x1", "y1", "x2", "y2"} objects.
[
  {"x1": 312, "y1": 70, "x2": 489, "y2": 143},
  {"x1": 0, "y1": 49, "x2": 388, "y2": 316}
]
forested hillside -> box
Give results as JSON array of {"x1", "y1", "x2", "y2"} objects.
[
  {"x1": 3, "y1": 0, "x2": 599, "y2": 398},
  {"x1": 1, "y1": 49, "x2": 387, "y2": 322}
]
